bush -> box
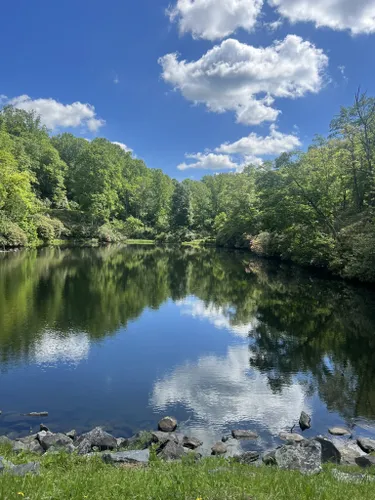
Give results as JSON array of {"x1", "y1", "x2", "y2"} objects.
[
  {"x1": 0, "y1": 219, "x2": 28, "y2": 247},
  {"x1": 34, "y1": 215, "x2": 56, "y2": 242},
  {"x1": 97, "y1": 223, "x2": 123, "y2": 243}
]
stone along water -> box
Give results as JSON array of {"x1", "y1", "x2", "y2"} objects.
[{"x1": 1, "y1": 246, "x2": 375, "y2": 452}]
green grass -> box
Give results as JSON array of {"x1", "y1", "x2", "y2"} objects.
[
  {"x1": 0, "y1": 445, "x2": 375, "y2": 500},
  {"x1": 125, "y1": 239, "x2": 155, "y2": 245}
]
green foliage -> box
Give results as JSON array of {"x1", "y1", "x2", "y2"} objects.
[{"x1": 0, "y1": 218, "x2": 28, "y2": 247}]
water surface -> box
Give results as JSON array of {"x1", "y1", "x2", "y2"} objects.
[{"x1": 1, "y1": 246, "x2": 375, "y2": 450}]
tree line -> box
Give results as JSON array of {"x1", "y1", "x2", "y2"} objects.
[{"x1": 1, "y1": 91, "x2": 375, "y2": 281}]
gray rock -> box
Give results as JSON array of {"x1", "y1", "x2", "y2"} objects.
[
  {"x1": 331, "y1": 468, "x2": 375, "y2": 484},
  {"x1": 38, "y1": 431, "x2": 72, "y2": 451},
  {"x1": 314, "y1": 437, "x2": 341, "y2": 464},
  {"x1": 127, "y1": 431, "x2": 153, "y2": 449},
  {"x1": 66, "y1": 430, "x2": 77, "y2": 441},
  {"x1": 78, "y1": 427, "x2": 117, "y2": 451},
  {"x1": 158, "y1": 417, "x2": 177, "y2": 433},
  {"x1": 116, "y1": 437, "x2": 129, "y2": 448},
  {"x1": 40, "y1": 423, "x2": 49, "y2": 432},
  {"x1": 182, "y1": 436, "x2": 202, "y2": 450},
  {"x1": 275, "y1": 441, "x2": 322, "y2": 475},
  {"x1": 0, "y1": 436, "x2": 13, "y2": 446},
  {"x1": 45, "y1": 443, "x2": 75, "y2": 455},
  {"x1": 235, "y1": 451, "x2": 260, "y2": 464},
  {"x1": 211, "y1": 442, "x2": 227, "y2": 456},
  {"x1": 8, "y1": 462, "x2": 40, "y2": 476},
  {"x1": 102, "y1": 449, "x2": 150, "y2": 464},
  {"x1": 357, "y1": 437, "x2": 375, "y2": 453},
  {"x1": 231, "y1": 430, "x2": 258, "y2": 440},
  {"x1": 221, "y1": 436, "x2": 230, "y2": 443},
  {"x1": 328, "y1": 427, "x2": 351, "y2": 436},
  {"x1": 151, "y1": 431, "x2": 173, "y2": 445},
  {"x1": 25, "y1": 412, "x2": 48, "y2": 417},
  {"x1": 12, "y1": 441, "x2": 28, "y2": 453},
  {"x1": 279, "y1": 432, "x2": 304, "y2": 443},
  {"x1": 355, "y1": 455, "x2": 375, "y2": 468},
  {"x1": 262, "y1": 450, "x2": 277, "y2": 465},
  {"x1": 17, "y1": 434, "x2": 38, "y2": 445},
  {"x1": 299, "y1": 411, "x2": 311, "y2": 431},
  {"x1": 76, "y1": 438, "x2": 92, "y2": 455},
  {"x1": 158, "y1": 440, "x2": 186, "y2": 461},
  {"x1": 27, "y1": 440, "x2": 44, "y2": 454},
  {"x1": 336, "y1": 441, "x2": 366, "y2": 465}
]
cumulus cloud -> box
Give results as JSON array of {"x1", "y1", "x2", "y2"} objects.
[
  {"x1": 217, "y1": 124, "x2": 301, "y2": 156},
  {"x1": 167, "y1": 0, "x2": 263, "y2": 40},
  {"x1": 112, "y1": 141, "x2": 132, "y2": 153},
  {"x1": 159, "y1": 35, "x2": 328, "y2": 126},
  {"x1": 269, "y1": 0, "x2": 375, "y2": 35},
  {"x1": 177, "y1": 152, "x2": 243, "y2": 171},
  {"x1": 4, "y1": 95, "x2": 105, "y2": 132}
]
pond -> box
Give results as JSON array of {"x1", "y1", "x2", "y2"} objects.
[{"x1": 1, "y1": 246, "x2": 375, "y2": 452}]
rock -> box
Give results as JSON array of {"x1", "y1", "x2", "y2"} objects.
[
  {"x1": 12, "y1": 441, "x2": 28, "y2": 453},
  {"x1": 221, "y1": 436, "x2": 230, "y2": 443},
  {"x1": 78, "y1": 427, "x2": 117, "y2": 451},
  {"x1": 211, "y1": 442, "x2": 227, "y2": 456},
  {"x1": 262, "y1": 450, "x2": 277, "y2": 465},
  {"x1": 158, "y1": 440, "x2": 186, "y2": 461},
  {"x1": 299, "y1": 411, "x2": 311, "y2": 431},
  {"x1": 274, "y1": 441, "x2": 322, "y2": 475},
  {"x1": 0, "y1": 436, "x2": 13, "y2": 446},
  {"x1": 357, "y1": 437, "x2": 375, "y2": 453},
  {"x1": 127, "y1": 431, "x2": 153, "y2": 450},
  {"x1": 27, "y1": 440, "x2": 44, "y2": 454},
  {"x1": 116, "y1": 437, "x2": 129, "y2": 448},
  {"x1": 337, "y1": 441, "x2": 366, "y2": 465},
  {"x1": 158, "y1": 417, "x2": 177, "y2": 433},
  {"x1": 66, "y1": 430, "x2": 77, "y2": 441},
  {"x1": 279, "y1": 432, "x2": 304, "y2": 443},
  {"x1": 235, "y1": 451, "x2": 260, "y2": 464},
  {"x1": 151, "y1": 431, "x2": 173, "y2": 445},
  {"x1": 38, "y1": 431, "x2": 72, "y2": 451},
  {"x1": 331, "y1": 468, "x2": 375, "y2": 484},
  {"x1": 76, "y1": 438, "x2": 92, "y2": 455},
  {"x1": 182, "y1": 437, "x2": 202, "y2": 450},
  {"x1": 25, "y1": 412, "x2": 48, "y2": 417},
  {"x1": 17, "y1": 434, "x2": 38, "y2": 445},
  {"x1": 40, "y1": 423, "x2": 49, "y2": 432},
  {"x1": 231, "y1": 430, "x2": 258, "y2": 440},
  {"x1": 328, "y1": 427, "x2": 351, "y2": 436},
  {"x1": 8, "y1": 462, "x2": 40, "y2": 476},
  {"x1": 102, "y1": 449, "x2": 150, "y2": 465},
  {"x1": 0, "y1": 458, "x2": 4, "y2": 474},
  {"x1": 314, "y1": 437, "x2": 341, "y2": 464},
  {"x1": 355, "y1": 455, "x2": 375, "y2": 468}
]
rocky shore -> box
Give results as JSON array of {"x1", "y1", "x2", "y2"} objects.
[{"x1": 1, "y1": 413, "x2": 375, "y2": 482}]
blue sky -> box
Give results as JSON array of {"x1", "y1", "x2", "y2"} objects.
[{"x1": 1, "y1": 0, "x2": 375, "y2": 179}]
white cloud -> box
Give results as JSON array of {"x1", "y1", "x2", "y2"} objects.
[
  {"x1": 167, "y1": 0, "x2": 263, "y2": 41},
  {"x1": 159, "y1": 35, "x2": 328, "y2": 126},
  {"x1": 269, "y1": 0, "x2": 375, "y2": 35},
  {"x1": 32, "y1": 330, "x2": 90, "y2": 366},
  {"x1": 177, "y1": 152, "x2": 242, "y2": 171},
  {"x1": 112, "y1": 141, "x2": 132, "y2": 153},
  {"x1": 5, "y1": 95, "x2": 105, "y2": 132},
  {"x1": 217, "y1": 124, "x2": 301, "y2": 156}
]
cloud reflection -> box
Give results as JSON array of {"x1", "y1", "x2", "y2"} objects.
[{"x1": 32, "y1": 330, "x2": 90, "y2": 366}]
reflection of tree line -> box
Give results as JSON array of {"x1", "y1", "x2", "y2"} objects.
[{"x1": 1, "y1": 247, "x2": 375, "y2": 420}]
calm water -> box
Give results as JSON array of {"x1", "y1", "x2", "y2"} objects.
[{"x1": 1, "y1": 246, "x2": 375, "y2": 451}]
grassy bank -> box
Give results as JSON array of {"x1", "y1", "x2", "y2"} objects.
[{"x1": 0, "y1": 446, "x2": 374, "y2": 500}]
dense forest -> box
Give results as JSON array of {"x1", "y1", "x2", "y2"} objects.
[{"x1": 1, "y1": 91, "x2": 375, "y2": 281}]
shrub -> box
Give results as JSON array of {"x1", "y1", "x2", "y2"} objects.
[{"x1": 0, "y1": 219, "x2": 28, "y2": 247}]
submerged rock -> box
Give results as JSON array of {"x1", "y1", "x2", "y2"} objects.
[
  {"x1": 328, "y1": 427, "x2": 351, "y2": 436},
  {"x1": 274, "y1": 441, "x2": 322, "y2": 475},
  {"x1": 102, "y1": 449, "x2": 150, "y2": 464},
  {"x1": 231, "y1": 430, "x2": 258, "y2": 440},
  {"x1": 211, "y1": 442, "x2": 227, "y2": 456},
  {"x1": 299, "y1": 412, "x2": 311, "y2": 431},
  {"x1": 279, "y1": 432, "x2": 304, "y2": 443},
  {"x1": 357, "y1": 437, "x2": 375, "y2": 453},
  {"x1": 158, "y1": 417, "x2": 177, "y2": 433},
  {"x1": 25, "y1": 412, "x2": 48, "y2": 417}
]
